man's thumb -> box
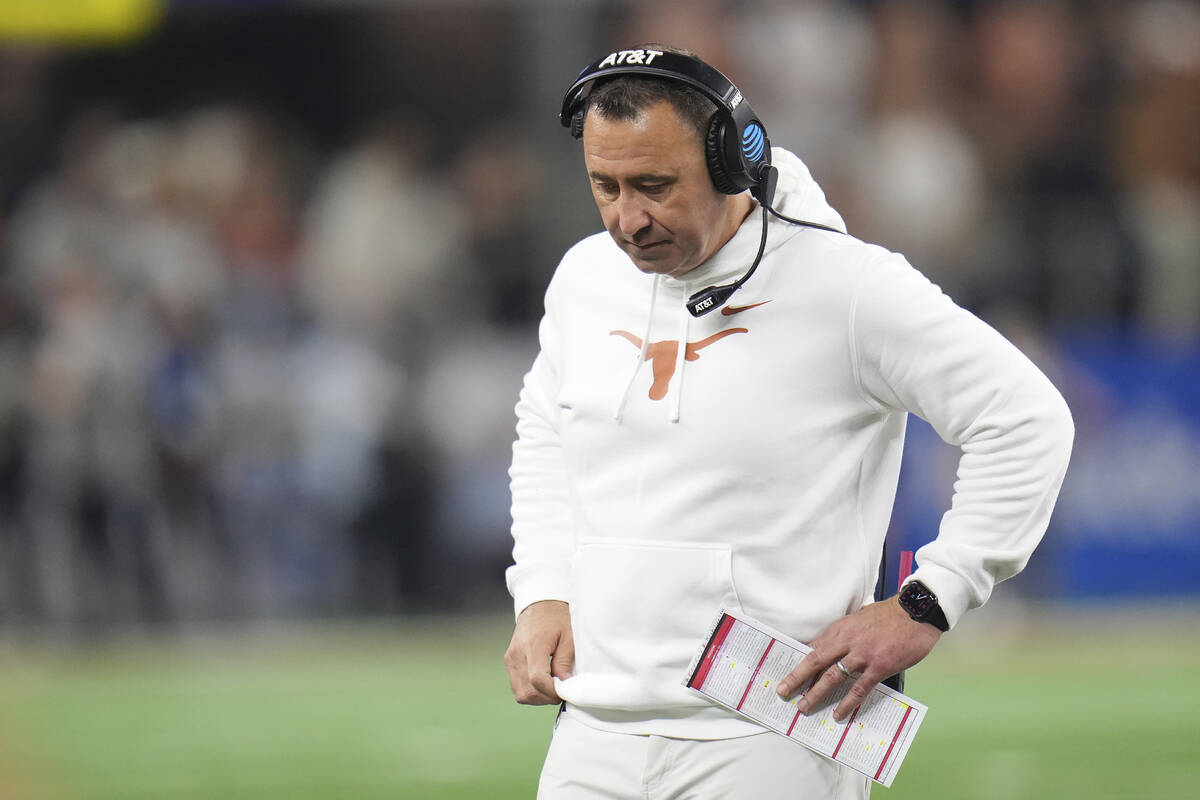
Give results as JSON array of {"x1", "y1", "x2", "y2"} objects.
[{"x1": 551, "y1": 632, "x2": 575, "y2": 679}]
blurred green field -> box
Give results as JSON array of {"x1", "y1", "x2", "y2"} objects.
[{"x1": 0, "y1": 608, "x2": 1197, "y2": 799}]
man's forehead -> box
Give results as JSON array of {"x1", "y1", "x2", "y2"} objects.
[
  {"x1": 582, "y1": 103, "x2": 701, "y2": 173},
  {"x1": 583, "y1": 100, "x2": 700, "y2": 141}
]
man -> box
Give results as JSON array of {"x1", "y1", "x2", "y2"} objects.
[{"x1": 504, "y1": 47, "x2": 1073, "y2": 799}]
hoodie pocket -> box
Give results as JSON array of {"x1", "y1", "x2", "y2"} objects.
[{"x1": 570, "y1": 538, "x2": 742, "y2": 691}]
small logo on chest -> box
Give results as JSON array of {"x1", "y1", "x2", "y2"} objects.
[{"x1": 610, "y1": 328, "x2": 748, "y2": 400}]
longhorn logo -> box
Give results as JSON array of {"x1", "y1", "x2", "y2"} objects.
[{"x1": 610, "y1": 328, "x2": 748, "y2": 400}]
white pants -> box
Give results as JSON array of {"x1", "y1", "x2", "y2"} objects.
[{"x1": 538, "y1": 710, "x2": 872, "y2": 800}]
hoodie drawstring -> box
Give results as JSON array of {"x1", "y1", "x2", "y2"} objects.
[
  {"x1": 613, "y1": 274, "x2": 660, "y2": 422},
  {"x1": 669, "y1": 296, "x2": 690, "y2": 423}
]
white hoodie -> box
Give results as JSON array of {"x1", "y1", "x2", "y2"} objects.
[{"x1": 507, "y1": 149, "x2": 1074, "y2": 739}]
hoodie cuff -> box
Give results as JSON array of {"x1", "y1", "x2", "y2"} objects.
[
  {"x1": 506, "y1": 560, "x2": 573, "y2": 620},
  {"x1": 901, "y1": 563, "x2": 972, "y2": 631}
]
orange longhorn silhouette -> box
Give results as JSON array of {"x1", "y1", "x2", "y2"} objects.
[{"x1": 610, "y1": 328, "x2": 748, "y2": 400}]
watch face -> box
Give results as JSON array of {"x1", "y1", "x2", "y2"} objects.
[
  {"x1": 901, "y1": 583, "x2": 935, "y2": 617},
  {"x1": 900, "y1": 580, "x2": 950, "y2": 632}
]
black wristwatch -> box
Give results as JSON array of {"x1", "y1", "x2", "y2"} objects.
[{"x1": 898, "y1": 580, "x2": 950, "y2": 632}]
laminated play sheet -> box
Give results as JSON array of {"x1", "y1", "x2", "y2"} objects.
[{"x1": 683, "y1": 608, "x2": 927, "y2": 787}]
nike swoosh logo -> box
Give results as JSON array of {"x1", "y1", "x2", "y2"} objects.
[{"x1": 721, "y1": 300, "x2": 772, "y2": 316}]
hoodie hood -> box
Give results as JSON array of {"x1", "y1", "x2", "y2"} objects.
[{"x1": 766, "y1": 147, "x2": 847, "y2": 234}]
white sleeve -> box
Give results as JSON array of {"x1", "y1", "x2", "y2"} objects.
[
  {"x1": 850, "y1": 251, "x2": 1074, "y2": 628},
  {"x1": 505, "y1": 273, "x2": 576, "y2": 619}
]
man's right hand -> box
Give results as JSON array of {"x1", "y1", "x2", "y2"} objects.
[{"x1": 504, "y1": 599, "x2": 574, "y2": 705}]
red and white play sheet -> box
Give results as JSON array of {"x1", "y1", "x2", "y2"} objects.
[{"x1": 683, "y1": 609, "x2": 928, "y2": 788}]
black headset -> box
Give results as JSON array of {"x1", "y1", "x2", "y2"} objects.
[
  {"x1": 560, "y1": 48, "x2": 841, "y2": 317},
  {"x1": 561, "y1": 48, "x2": 775, "y2": 207}
]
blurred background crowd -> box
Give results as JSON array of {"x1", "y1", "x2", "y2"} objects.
[{"x1": 0, "y1": 0, "x2": 1197, "y2": 635}]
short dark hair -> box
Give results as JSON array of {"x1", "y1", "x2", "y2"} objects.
[{"x1": 579, "y1": 46, "x2": 718, "y2": 139}]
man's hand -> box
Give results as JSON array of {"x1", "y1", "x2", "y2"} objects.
[
  {"x1": 505, "y1": 600, "x2": 574, "y2": 705},
  {"x1": 776, "y1": 597, "x2": 941, "y2": 721}
]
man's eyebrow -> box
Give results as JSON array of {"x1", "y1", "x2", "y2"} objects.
[{"x1": 587, "y1": 171, "x2": 675, "y2": 183}]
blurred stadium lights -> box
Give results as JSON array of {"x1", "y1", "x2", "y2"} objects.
[
  {"x1": 0, "y1": 0, "x2": 588, "y2": 45},
  {"x1": 167, "y1": 0, "x2": 605, "y2": 7},
  {"x1": 0, "y1": 0, "x2": 164, "y2": 43}
]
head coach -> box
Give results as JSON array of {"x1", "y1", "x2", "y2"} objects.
[{"x1": 503, "y1": 45, "x2": 1074, "y2": 799}]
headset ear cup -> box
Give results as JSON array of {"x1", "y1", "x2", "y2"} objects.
[
  {"x1": 705, "y1": 114, "x2": 741, "y2": 195},
  {"x1": 570, "y1": 110, "x2": 585, "y2": 139}
]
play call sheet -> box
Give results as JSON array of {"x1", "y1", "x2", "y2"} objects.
[{"x1": 684, "y1": 609, "x2": 928, "y2": 787}]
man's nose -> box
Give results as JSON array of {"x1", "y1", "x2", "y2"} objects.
[{"x1": 614, "y1": 192, "x2": 652, "y2": 237}]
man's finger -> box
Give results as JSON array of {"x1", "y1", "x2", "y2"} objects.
[
  {"x1": 526, "y1": 665, "x2": 561, "y2": 704},
  {"x1": 505, "y1": 637, "x2": 560, "y2": 705},
  {"x1": 776, "y1": 653, "x2": 822, "y2": 700},
  {"x1": 508, "y1": 651, "x2": 559, "y2": 705},
  {"x1": 791, "y1": 663, "x2": 850, "y2": 716},
  {"x1": 833, "y1": 672, "x2": 880, "y2": 722}
]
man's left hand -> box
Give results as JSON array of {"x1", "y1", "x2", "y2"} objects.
[{"x1": 775, "y1": 597, "x2": 942, "y2": 721}]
